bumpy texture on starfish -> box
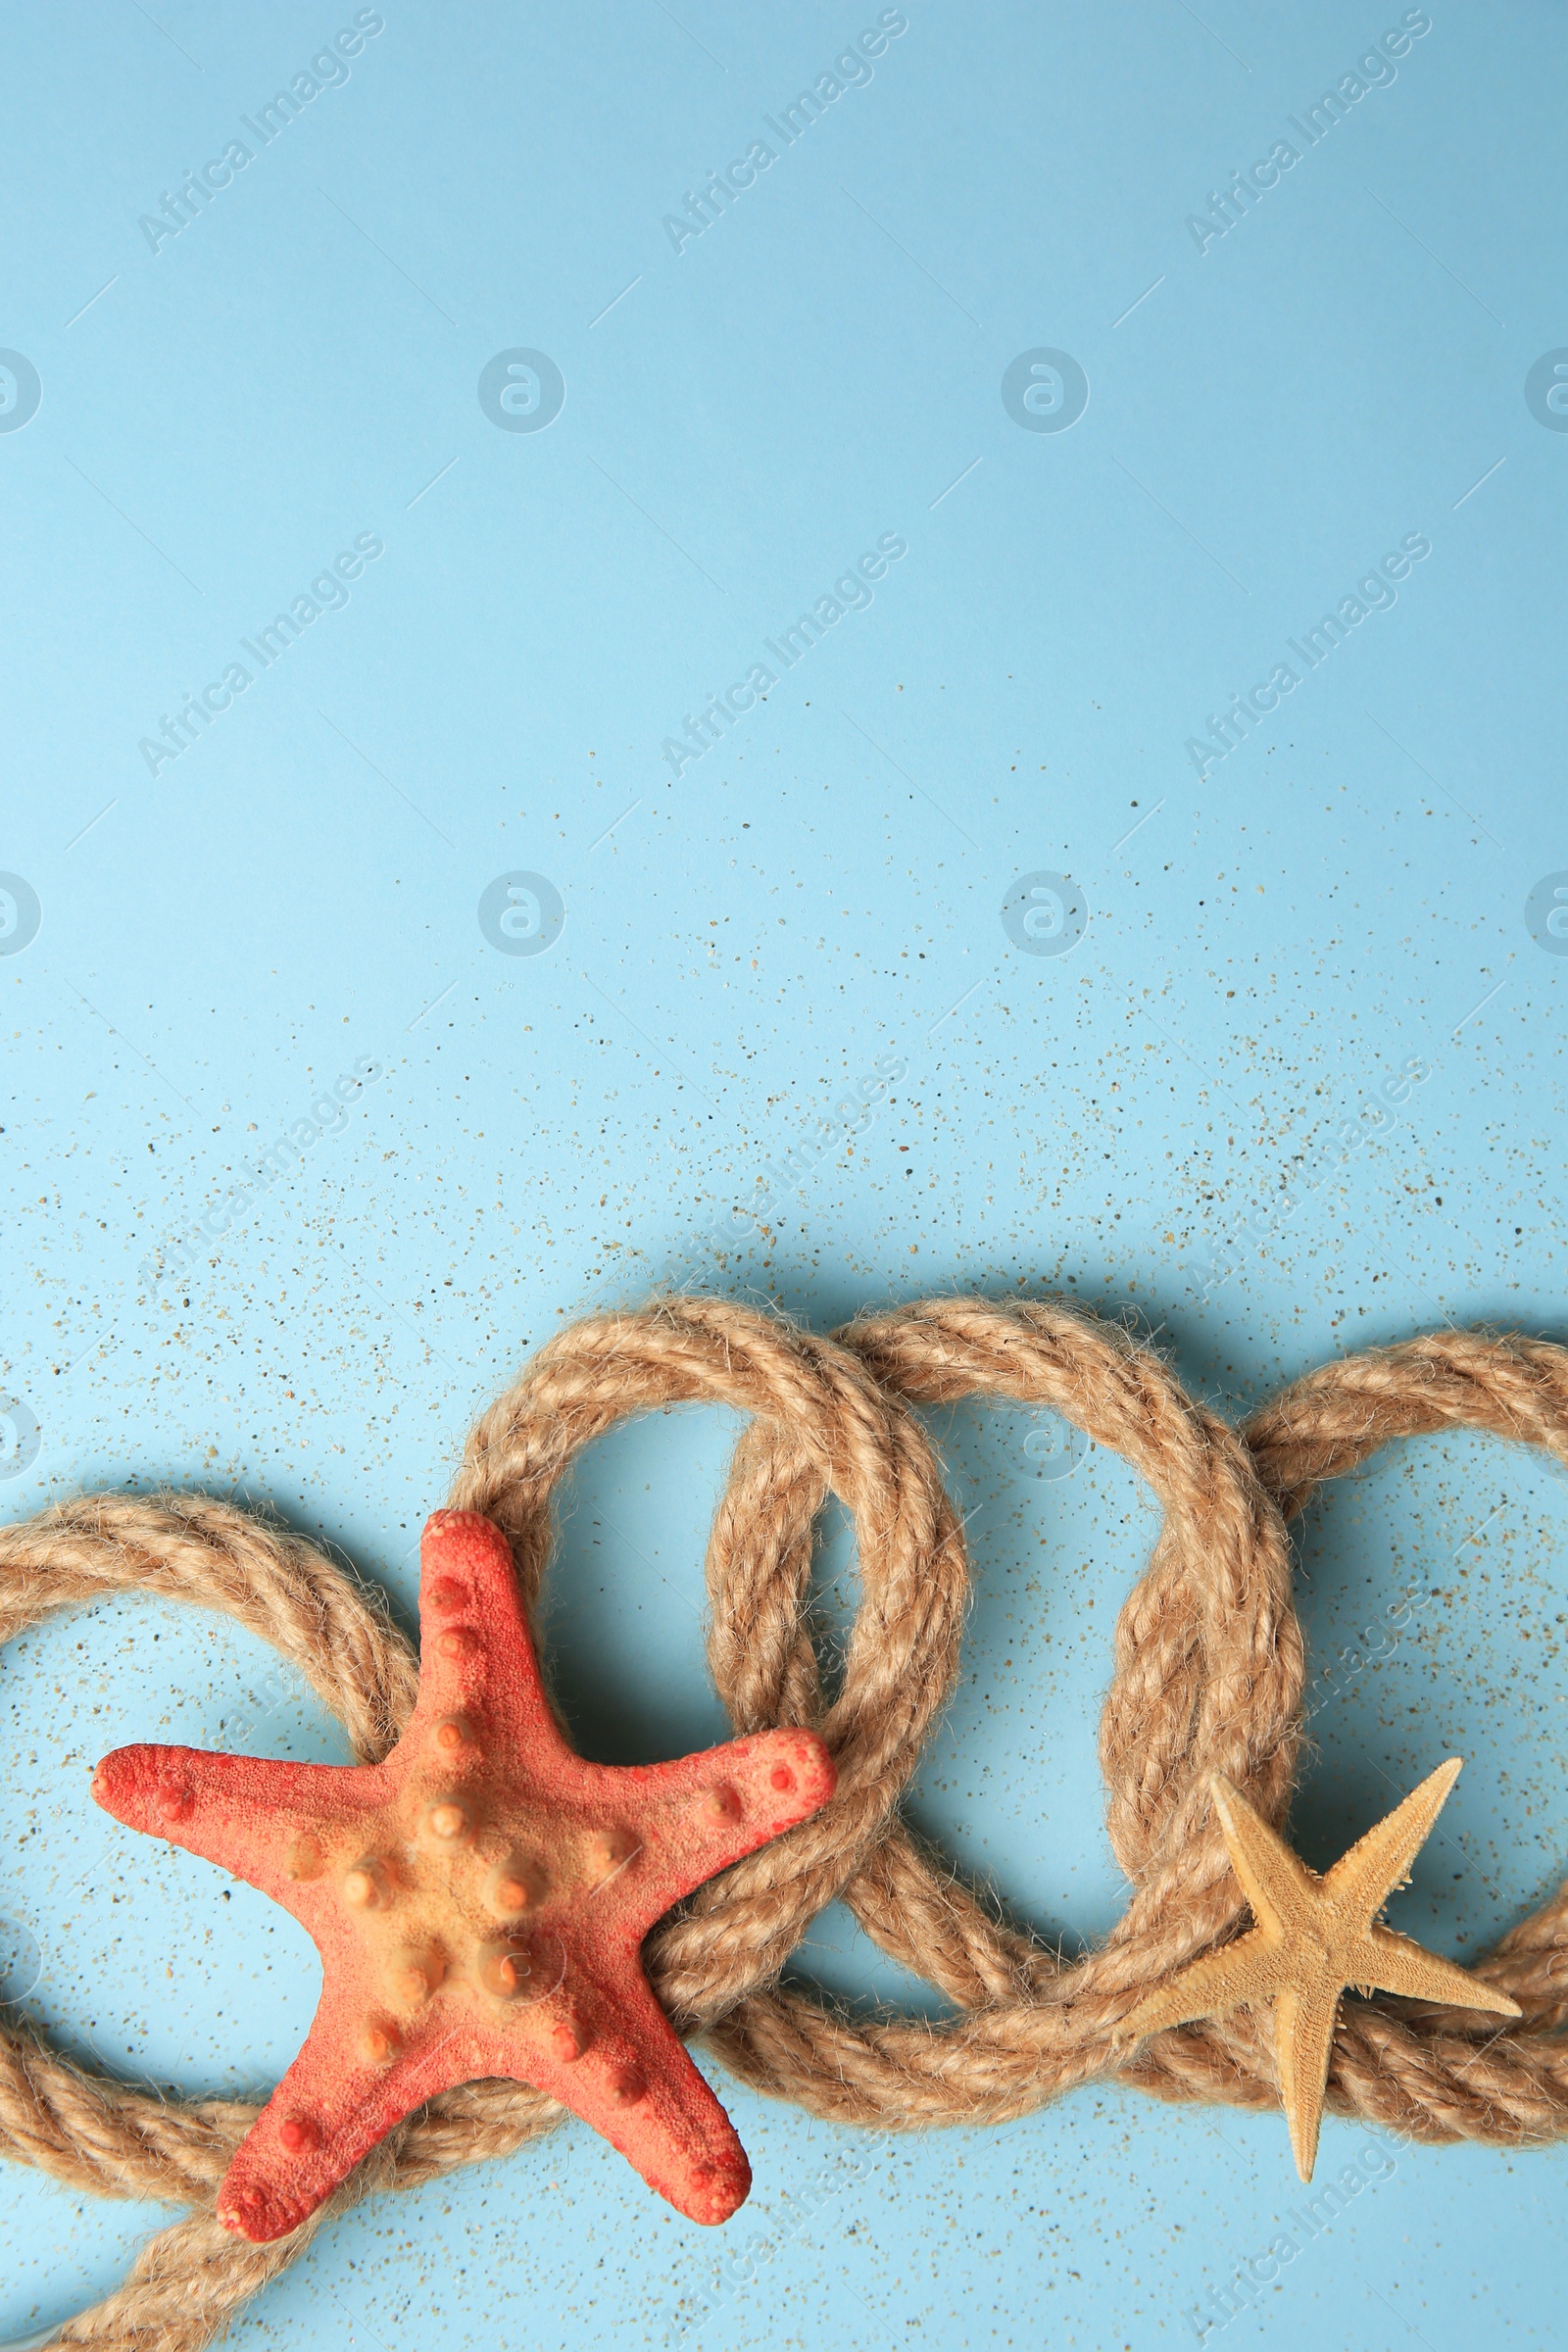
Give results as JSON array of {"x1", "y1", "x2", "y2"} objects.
[
  {"x1": 91, "y1": 1509, "x2": 835, "y2": 2242},
  {"x1": 1121, "y1": 1759, "x2": 1521, "y2": 2180}
]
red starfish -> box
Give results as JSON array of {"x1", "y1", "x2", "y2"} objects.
[{"x1": 90, "y1": 1509, "x2": 835, "y2": 2243}]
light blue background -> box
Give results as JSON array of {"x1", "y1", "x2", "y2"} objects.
[{"x1": 3, "y1": 1, "x2": 1567, "y2": 2344}]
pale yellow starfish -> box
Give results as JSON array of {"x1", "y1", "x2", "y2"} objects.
[{"x1": 1121, "y1": 1759, "x2": 1521, "y2": 2180}]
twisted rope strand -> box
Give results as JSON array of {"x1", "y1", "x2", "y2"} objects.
[{"x1": 2, "y1": 1302, "x2": 1567, "y2": 2349}]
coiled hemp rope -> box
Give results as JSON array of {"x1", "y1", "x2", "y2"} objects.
[{"x1": 3, "y1": 1298, "x2": 1568, "y2": 2347}]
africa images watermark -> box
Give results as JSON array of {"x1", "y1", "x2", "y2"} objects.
[
  {"x1": 1183, "y1": 2137, "x2": 1399, "y2": 2340},
  {"x1": 0, "y1": 1912, "x2": 43, "y2": 2004},
  {"x1": 137, "y1": 531, "x2": 384, "y2": 777},
  {"x1": 138, "y1": 1052, "x2": 387, "y2": 1295},
  {"x1": 705, "y1": 1050, "x2": 906, "y2": 1248},
  {"x1": 1184, "y1": 530, "x2": 1431, "y2": 780},
  {"x1": 1190, "y1": 1054, "x2": 1433, "y2": 1302},
  {"x1": 662, "y1": 9, "x2": 909, "y2": 255},
  {"x1": 1185, "y1": 11, "x2": 1433, "y2": 255},
  {"x1": 662, "y1": 2148, "x2": 874, "y2": 2342},
  {"x1": 662, "y1": 531, "x2": 907, "y2": 780},
  {"x1": 1300, "y1": 1487, "x2": 1516, "y2": 1731},
  {"x1": 0, "y1": 1397, "x2": 42, "y2": 1483},
  {"x1": 137, "y1": 10, "x2": 387, "y2": 252}
]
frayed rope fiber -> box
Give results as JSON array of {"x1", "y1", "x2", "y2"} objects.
[{"x1": 6, "y1": 1296, "x2": 1568, "y2": 2347}]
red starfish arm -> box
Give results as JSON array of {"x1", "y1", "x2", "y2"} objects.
[
  {"x1": 91, "y1": 1742, "x2": 384, "y2": 1907},
  {"x1": 414, "y1": 1510, "x2": 574, "y2": 1764},
  {"x1": 582, "y1": 1727, "x2": 836, "y2": 1934},
  {"x1": 480, "y1": 1955, "x2": 752, "y2": 2226},
  {"x1": 218, "y1": 1994, "x2": 486, "y2": 2243}
]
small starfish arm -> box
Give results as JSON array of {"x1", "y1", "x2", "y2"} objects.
[
  {"x1": 1323, "y1": 1757, "x2": 1466, "y2": 1918},
  {"x1": 1354, "y1": 1924, "x2": 1522, "y2": 2017},
  {"x1": 1274, "y1": 1977, "x2": 1343, "y2": 2183},
  {"x1": 1207, "y1": 1774, "x2": 1323, "y2": 1935},
  {"x1": 1119, "y1": 1929, "x2": 1289, "y2": 2039}
]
